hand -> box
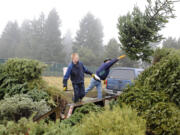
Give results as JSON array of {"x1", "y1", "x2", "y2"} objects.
[
  {"x1": 118, "y1": 55, "x2": 126, "y2": 60},
  {"x1": 91, "y1": 74, "x2": 95, "y2": 78},
  {"x1": 63, "y1": 87, "x2": 67, "y2": 91},
  {"x1": 92, "y1": 74, "x2": 101, "y2": 81}
]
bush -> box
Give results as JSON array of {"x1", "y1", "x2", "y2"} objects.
[
  {"x1": 62, "y1": 103, "x2": 103, "y2": 126},
  {"x1": 0, "y1": 81, "x2": 28, "y2": 99},
  {"x1": 0, "y1": 118, "x2": 76, "y2": 135},
  {"x1": 118, "y1": 86, "x2": 169, "y2": 115},
  {"x1": 145, "y1": 102, "x2": 180, "y2": 135},
  {"x1": 0, "y1": 94, "x2": 50, "y2": 122},
  {"x1": 0, "y1": 58, "x2": 46, "y2": 99},
  {"x1": 0, "y1": 58, "x2": 66, "y2": 123},
  {"x1": 153, "y1": 48, "x2": 173, "y2": 64},
  {"x1": 77, "y1": 105, "x2": 146, "y2": 135},
  {"x1": 115, "y1": 48, "x2": 180, "y2": 134},
  {"x1": 27, "y1": 89, "x2": 49, "y2": 102},
  {"x1": 2, "y1": 58, "x2": 46, "y2": 82},
  {"x1": 0, "y1": 106, "x2": 146, "y2": 135},
  {"x1": 137, "y1": 51, "x2": 180, "y2": 106}
]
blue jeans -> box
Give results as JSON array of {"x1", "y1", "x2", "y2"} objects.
[
  {"x1": 85, "y1": 78, "x2": 102, "y2": 99},
  {"x1": 72, "y1": 83, "x2": 85, "y2": 103}
]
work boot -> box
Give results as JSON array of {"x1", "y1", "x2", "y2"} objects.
[{"x1": 79, "y1": 98, "x2": 83, "y2": 103}]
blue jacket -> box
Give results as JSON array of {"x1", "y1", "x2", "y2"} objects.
[
  {"x1": 96, "y1": 58, "x2": 118, "y2": 80},
  {"x1": 63, "y1": 61, "x2": 92, "y2": 87}
]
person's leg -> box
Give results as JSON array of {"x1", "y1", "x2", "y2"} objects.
[
  {"x1": 96, "y1": 81, "x2": 102, "y2": 99},
  {"x1": 85, "y1": 78, "x2": 96, "y2": 95},
  {"x1": 72, "y1": 83, "x2": 80, "y2": 103},
  {"x1": 79, "y1": 83, "x2": 85, "y2": 100}
]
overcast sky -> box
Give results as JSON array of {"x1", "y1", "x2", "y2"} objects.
[{"x1": 0, "y1": 0, "x2": 180, "y2": 44}]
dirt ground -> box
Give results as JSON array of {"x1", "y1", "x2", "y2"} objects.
[{"x1": 43, "y1": 76, "x2": 106, "y2": 102}]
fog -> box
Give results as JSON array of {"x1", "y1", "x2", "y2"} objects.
[{"x1": 0, "y1": 0, "x2": 180, "y2": 43}]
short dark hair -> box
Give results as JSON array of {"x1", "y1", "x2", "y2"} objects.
[{"x1": 104, "y1": 58, "x2": 111, "y2": 63}]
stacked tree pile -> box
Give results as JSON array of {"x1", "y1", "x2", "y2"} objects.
[
  {"x1": 0, "y1": 58, "x2": 66, "y2": 123},
  {"x1": 117, "y1": 48, "x2": 180, "y2": 135}
]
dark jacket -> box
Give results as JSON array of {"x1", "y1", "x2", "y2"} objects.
[
  {"x1": 63, "y1": 61, "x2": 92, "y2": 87},
  {"x1": 96, "y1": 58, "x2": 118, "y2": 80}
]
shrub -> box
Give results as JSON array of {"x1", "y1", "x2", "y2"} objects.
[
  {"x1": 0, "y1": 58, "x2": 46, "y2": 99},
  {"x1": 77, "y1": 105, "x2": 146, "y2": 135},
  {"x1": 0, "y1": 58, "x2": 66, "y2": 123},
  {"x1": 0, "y1": 94, "x2": 50, "y2": 122},
  {"x1": 62, "y1": 103, "x2": 103, "y2": 126},
  {"x1": 0, "y1": 80, "x2": 28, "y2": 99},
  {"x1": 27, "y1": 89, "x2": 49, "y2": 102},
  {"x1": 2, "y1": 58, "x2": 46, "y2": 82},
  {"x1": 119, "y1": 49, "x2": 180, "y2": 108},
  {"x1": 0, "y1": 106, "x2": 146, "y2": 135},
  {"x1": 117, "y1": 86, "x2": 169, "y2": 115},
  {"x1": 42, "y1": 122, "x2": 76, "y2": 135},
  {"x1": 115, "y1": 48, "x2": 180, "y2": 134},
  {"x1": 145, "y1": 102, "x2": 180, "y2": 135},
  {"x1": 137, "y1": 52, "x2": 180, "y2": 106},
  {"x1": 153, "y1": 48, "x2": 173, "y2": 64},
  {"x1": 0, "y1": 118, "x2": 76, "y2": 135}
]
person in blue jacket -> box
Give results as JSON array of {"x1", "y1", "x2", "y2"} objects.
[
  {"x1": 63, "y1": 53, "x2": 95, "y2": 103},
  {"x1": 85, "y1": 55, "x2": 126, "y2": 99}
]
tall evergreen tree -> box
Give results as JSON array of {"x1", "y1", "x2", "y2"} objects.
[
  {"x1": 104, "y1": 38, "x2": 120, "y2": 58},
  {"x1": 31, "y1": 13, "x2": 46, "y2": 60},
  {"x1": 17, "y1": 13, "x2": 46, "y2": 60},
  {"x1": 73, "y1": 13, "x2": 104, "y2": 56},
  {"x1": 117, "y1": 0, "x2": 176, "y2": 62},
  {"x1": 0, "y1": 21, "x2": 20, "y2": 58},
  {"x1": 62, "y1": 30, "x2": 73, "y2": 64},
  {"x1": 44, "y1": 9, "x2": 65, "y2": 63},
  {"x1": 16, "y1": 20, "x2": 32, "y2": 58},
  {"x1": 104, "y1": 38, "x2": 139, "y2": 67}
]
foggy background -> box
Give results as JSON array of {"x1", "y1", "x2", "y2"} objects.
[{"x1": 0, "y1": 0, "x2": 179, "y2": 69}]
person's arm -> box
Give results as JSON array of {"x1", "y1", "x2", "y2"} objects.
[
  {"x1": 63, "y1": 64, "x2": 72, "y2": 87},
  {"x1": 81, "y1": 63, "x2": 93, "y2": 75},
  {"x1": 82, "y1": 63, "x2": 101, "y2": 80},
  {"x1": 104, "y1": 58, "x2": 119, "y2": 69}
]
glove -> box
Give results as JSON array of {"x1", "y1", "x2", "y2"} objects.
[
  {"x1": 63, "y1": 87, "x2": 67, "y2": 91},
  {"x1": 92, "y1": 74, "x2": 101, "y2": 81},
  {"x1": 118, "y1": 55, "x2": 126, "y2": 60},
  {"x1": 91, "y1": 74, "x2": 95, "y2": 78}
]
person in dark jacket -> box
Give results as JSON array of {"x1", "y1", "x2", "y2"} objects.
[
  {"x1": 85, "y1": 55, "x2": 126, "y2": 99},
  {"x1": 63, "y1": 53, "x2": 94, "y2": 103}
]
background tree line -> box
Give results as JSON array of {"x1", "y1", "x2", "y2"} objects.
[
  {"x1": 0, "y1": 9, "x2": 65, "y2": 63},
  {"x1": 163, "y1": 37, "x2": 180, "y2": 49},
  {"x1": 0, "y1": 7, "x2": 179, "y2": 67},
  {"x1": 0, "y1": 9, "x2": 138, "y2": 67}
]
